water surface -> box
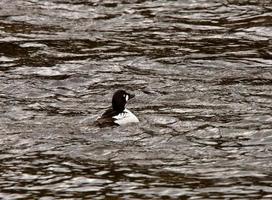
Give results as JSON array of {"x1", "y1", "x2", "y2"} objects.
[{"x1": 0, "y1": 0, "x2": 272, "y2": 199}]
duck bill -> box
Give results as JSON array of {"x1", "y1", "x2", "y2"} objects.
[{"x1": 128, "y1": 93, "x2": 135, "y2": 100}]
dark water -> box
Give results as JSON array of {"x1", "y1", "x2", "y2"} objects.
[{"x1": 1, "y1": 0, "x2": 272, "y2": 199}]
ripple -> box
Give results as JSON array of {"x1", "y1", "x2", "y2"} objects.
[{"x1": 0, "y1": 0, "x2": 272, "y2": 199}]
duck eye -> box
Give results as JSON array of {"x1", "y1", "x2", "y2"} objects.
[{"x1": 125, "y1": 94, "x2": 129, "y2": 101}]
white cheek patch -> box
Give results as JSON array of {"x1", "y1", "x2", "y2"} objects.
[{"x1": 125, "y1": 94, "x2": 129, "y2": 102}]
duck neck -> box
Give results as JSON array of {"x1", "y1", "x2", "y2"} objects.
[{"x1": 112, "y1": 102, "x2": 125, "y2": 114}]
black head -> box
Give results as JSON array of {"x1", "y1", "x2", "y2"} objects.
[{"x1": 112, "y1": 90, "x2": 135, "y2": 113}]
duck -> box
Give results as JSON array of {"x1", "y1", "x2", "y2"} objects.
[{"x1": 95, "y1": 90, "x2": 139, "y2": 127}]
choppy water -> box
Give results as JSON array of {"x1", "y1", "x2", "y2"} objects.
[{"x1": 1, "y1": 0, "x2": 272, "y2": 199}]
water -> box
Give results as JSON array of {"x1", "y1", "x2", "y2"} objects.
[{"x1": 0, "y1": 0, "x2": 272, "y2": 199}]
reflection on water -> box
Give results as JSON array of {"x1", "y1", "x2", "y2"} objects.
[{"x1": 0, "y1": 0, "x2": 272, "y2": 199}]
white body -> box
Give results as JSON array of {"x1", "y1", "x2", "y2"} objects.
[{"x1": 113, "y1": 109, "x2": 139, "y2": 125}]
